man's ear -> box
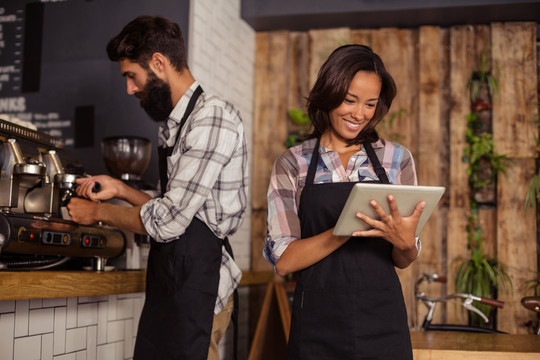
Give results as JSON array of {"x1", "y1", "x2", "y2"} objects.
[{"x1": 149, "y1": 52, "x2": 168, "y2": 75}]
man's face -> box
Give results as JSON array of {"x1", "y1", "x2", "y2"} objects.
[{"x1": 119, "y1": 59, "x2": 173, "y2": 122}]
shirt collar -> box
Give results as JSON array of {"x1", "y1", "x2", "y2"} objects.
[
  {"x1": 158, "y1": 81, "x2": 200, "y2": 146},
  {"x1": 301, "y1": 137, "x2": 385, "y2": 156},
  {"x1": 168, "y1": 80, "x2": 200, "y2": 124}
]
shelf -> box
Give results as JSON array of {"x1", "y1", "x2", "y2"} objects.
[
  {"x1": 0, "y1": 270, "x2": 275, "y2": 301},
  {"x1": 0, "y1": 270, "x2": 146, "y2": 300}
]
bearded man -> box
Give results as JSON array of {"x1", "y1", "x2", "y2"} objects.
[{"x1": 67, "y1": 15, "x2": 247, "y2": 360}]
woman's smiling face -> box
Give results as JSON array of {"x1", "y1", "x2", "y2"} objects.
[{"x1": 328, "y1": 71, "x2": 382, "y2": 143}]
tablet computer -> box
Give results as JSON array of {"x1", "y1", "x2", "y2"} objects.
[{"x1": 333, "y1": 183, "x2": 445, "y2": 237}]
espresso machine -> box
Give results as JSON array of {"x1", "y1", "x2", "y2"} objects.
[
  {"x1": 101, "y1": 136, "x2": 155, "y2": 270},
  {"x1": 0, "y1": 119, "x2": 126, "y2": 271}
]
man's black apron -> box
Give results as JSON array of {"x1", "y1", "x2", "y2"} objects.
[
  {"x1": 286, "y1": 139, "x2": 413, "y2": 360},
  {"x1": 134, "y1": 86, "x2": 237, "y2": 360}
]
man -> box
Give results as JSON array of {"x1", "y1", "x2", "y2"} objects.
[{"x1": 67, "y1": 15, "x2": 248, "y2": 360}]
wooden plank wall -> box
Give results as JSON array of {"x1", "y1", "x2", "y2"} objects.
[
  {"x1": 446, "y1": 25, "x2": 491, "y2": 325},
  {"x1": 415, "y1": 26, "x2": 450, "y2": 326},
  {"x1": 492, "y1": 22, "x2": 538, "y2": 333},
  {"x1": 251, "y1": 22, "x2": 538, "y2": 334}
]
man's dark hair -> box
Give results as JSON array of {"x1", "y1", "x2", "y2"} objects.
[
  {"x1": 106, "y1": 15, "x2": 187, "y2": 71},
  {"x1": 307, "y1": 44, "x2": 397, "y2": 145}
]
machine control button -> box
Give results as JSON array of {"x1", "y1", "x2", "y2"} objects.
[
  {"x1": 81, "y1": 234, "x2": 106, "y2": 249},
  {"x1": 41, "y1": 231, "x2": 71, "y2": 246},
  {"x1": 18, "y1": 227, "x2": 39, "y2": 243}
]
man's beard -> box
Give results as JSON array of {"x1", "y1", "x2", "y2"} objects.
[{"x1": 135, "y1": 71, "x2": 173, "y2": 123}]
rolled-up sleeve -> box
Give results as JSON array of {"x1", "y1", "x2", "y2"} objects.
[{"x1": 263, "y1": 152, "x2": 302, "y2": 267}]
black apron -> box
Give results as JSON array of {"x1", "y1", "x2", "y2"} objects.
[
  {"x1": 286, "y1": 139, "x2": 413, "y2": 360},
  {"x1": 134, "y1": 86, "x2": 238, "y2": 360}
]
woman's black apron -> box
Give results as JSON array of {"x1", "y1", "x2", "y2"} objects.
[
  {"x1": 134, "y1": 86, "x2": 237, "y2": 360},
  {"x1": 286, "y1": 139, "x2": 413, "y2": 360}
]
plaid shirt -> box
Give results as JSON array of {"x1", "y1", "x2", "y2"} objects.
[
  {"x1": 140, "y1": 82, "x2": 247, "y2": 313},
  {"x1": 263, "y1": 137, "x2": 419, "y2": 267}
]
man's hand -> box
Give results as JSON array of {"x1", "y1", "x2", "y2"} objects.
[
  {"x1": 66, "y1": 197, "x2": 100, "y2": 225},
  {"x1": 75, "y1": 175, "x2": 120, "y2": 202}
]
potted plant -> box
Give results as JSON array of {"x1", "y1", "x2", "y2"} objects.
[
  {"x1": 454, "y1": 51, "x2": 512, "y2": 328},
  {"x1": 463, "y1": 114, "x2": 508, "y2": 204},
  {"x1": 453, "y1": 203, "x2": 513, "y2": 327}
]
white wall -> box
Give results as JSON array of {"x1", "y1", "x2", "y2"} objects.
[{"x1": 189, "y1": 0, "x2": 255, "y2": 359}]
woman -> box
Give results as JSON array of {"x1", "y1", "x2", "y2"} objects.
[{"x1": 263, "y1": 44, "x2": 425, "y2": 359}]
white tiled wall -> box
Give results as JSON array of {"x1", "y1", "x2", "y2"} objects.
[
  {"x1": 189, "y1": 0, "x2": 255, "y2": 272},
  {"x1": 0, "y1": 294, "x2": 144, "y2": 360},
  {"x1": 0, "y1": 1, "x2": 256, "y2": 359},
  {"x1": 189, "y1": 0, "x2": 255, "y2": 359}
]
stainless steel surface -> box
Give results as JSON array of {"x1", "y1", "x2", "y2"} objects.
[
  {"x1": 13, "y1": 161, "x2": 47, "y2": 176},
  {"x1": 0, "y1": 120, "x2": 126, "y2": 269},
  {"x1": 101, "y1": 136, "x2": 151, "y2": 180},
  {"x1": 0, "y1": 213, "x2": 125, "y2": 259}
]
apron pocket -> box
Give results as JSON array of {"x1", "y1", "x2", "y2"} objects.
[
  {"x1": 148, "y1": 240, "x2": 192, "y2": 295},
  {"x1": 297, "y1": 290, "x2": 356, "y2": 359}
]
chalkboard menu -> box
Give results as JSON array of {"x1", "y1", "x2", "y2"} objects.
[
  {"x1": 0, "y1": 0, "x2": 68, "y2": 142},
  {"x1": 0, "y1": 2, "x2": 24, "y2": 96},
  {"x1": 0, "y1": 0, "x2": 189, "y2": 184}
]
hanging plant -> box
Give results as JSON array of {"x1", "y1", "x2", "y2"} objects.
[
  {"x1": 285, "y1": 108, "x2": 311, "y2": 148},
  {"x1": 466, "y1": 51, "x2": 499, "y2": 104},
  {"x1": 454, "y1": 52, "x2": 512, "y2": 328},
  {"x1": 463, "y1": 117, "x2": 508, "y2": 193}
]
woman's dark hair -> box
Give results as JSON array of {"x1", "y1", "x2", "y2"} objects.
[
  {"x1": 307, "y1": 44, "x2": 397, "y2": 145},
  {"x1": 106, "y1": 15, "x2": 187, "y2": 72}
]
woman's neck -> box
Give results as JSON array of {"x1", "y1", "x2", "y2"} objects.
[
  {"x1": 320, "y1": 132, "x2": 361, "y2": 154},
  {"x1": 320, "y1": 133, "x2": 362, "y2": 169}
]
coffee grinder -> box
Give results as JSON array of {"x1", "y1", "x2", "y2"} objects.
[{"x1": 101, "y1": 136, "x2": 155, "y2": 269}]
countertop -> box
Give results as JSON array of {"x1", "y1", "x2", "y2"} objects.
[{"x1": 0, "y1": 270, "x2": 275, "y2": 300}]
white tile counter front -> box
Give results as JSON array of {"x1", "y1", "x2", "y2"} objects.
[
  {"x1": 0, "y1": 271, "x2": 145, "y2": 359},
  {"x1": 0, "y1": 293, "x2": 145, "y2": 360}
]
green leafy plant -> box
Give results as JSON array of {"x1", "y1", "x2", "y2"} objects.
[
  {"x1": 285, "y1": 108, "x2": 311, "y2": 148},
  {"x1": 525, "y1": 106, "x2": 540, "y2": 212},
  {"x1": 466, "y1": 51, "x2": 499, "y2": 104},
  {"x1": 463, "y1": 114, "x2": 508, "y2": 192},
  {"x1": 454, "y1": 56, "x2": 512, "y2": 328},
  {"x1": 525, "y1": 172, "x2": 540, "y2": 212},
  {"x1": 525, "y1": 277, "x2": 540, "y2": 297},
  {"x1": 377, "y1": 108, "x2": 410, "y2": 143},
  {"x1": 454, "y1": 200, "x2": 513, "y2": 326}
]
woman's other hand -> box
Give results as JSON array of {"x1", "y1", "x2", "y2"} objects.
[{"x1": 352, "y1": 194, "x2": 425, "y2": 268}]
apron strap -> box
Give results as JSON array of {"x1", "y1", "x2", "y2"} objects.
[
  {"x1": 159, "y1": 85, "x2": 204, "y2": 195},
  {"x1": 306, "y1": 138, "x2": 321, "y2": 185},
  {"x1": 363, "y1": 141, "x2": 390, "y2": 184},
  {"x1": 174, "y1": 85, "x2": 204, "y2": 145}
]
